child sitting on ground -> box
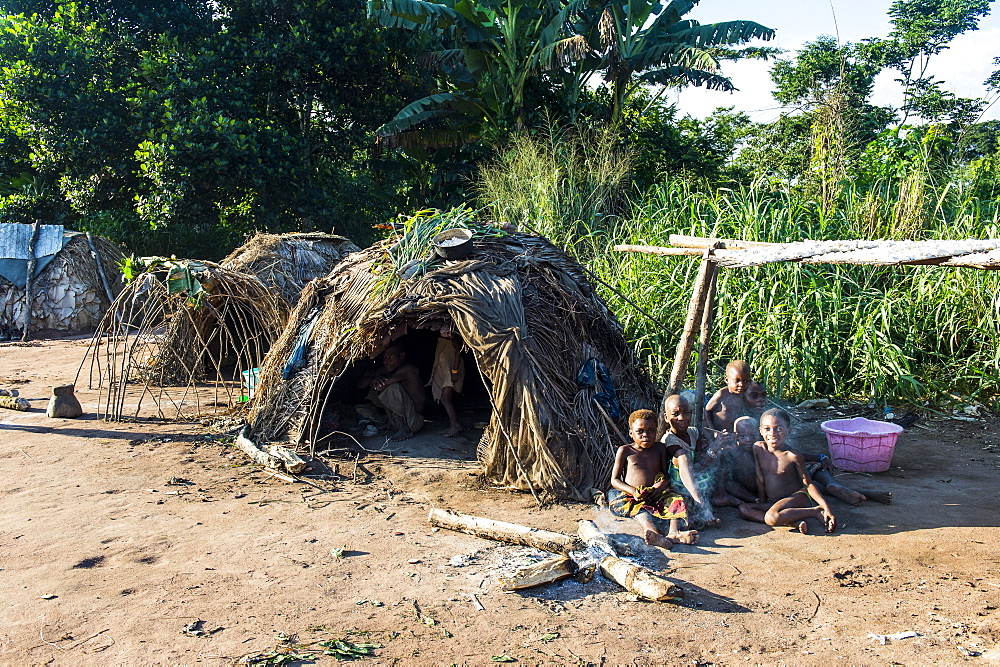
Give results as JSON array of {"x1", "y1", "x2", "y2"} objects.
[
  {"x1": 705, "y1": 360, "x2": 752, "y2": 437},
  {"x1": 720, "y1": 416, "x2": 761, "y2": 504},
  {"x1": 608, "y1": 409, "x2": 699, "y2": 549},
  {"x1": 729, "y1": 416, "x2": 891, "y2": 507},
  {"x1": 660, "y1": 394, "x2": 723, "y2": 522},
  {"x1": 739, "y1": 408, "x2": 837, "y2": 534}
]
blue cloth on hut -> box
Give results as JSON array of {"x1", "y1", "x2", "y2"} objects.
[{"x1": 576, "y1": 357, "x2": 621, "y2": 419}]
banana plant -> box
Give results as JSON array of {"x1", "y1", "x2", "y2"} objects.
[
  {"x1": 573, "y1": 0, "x2": 776, "y2": 121},
  {"x1": 368, "y1": 0, "x2": 586, "y2": 146}
]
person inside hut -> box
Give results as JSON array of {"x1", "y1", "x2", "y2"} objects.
[
  {"x1": 738, "y1": 408, "x2": 837, "y2": 534},
  {"x1": 704, "y1": 359, "x2": 753, "y2": 435},
  {"x1": 428, "y1": 330, "x2": 466, "y2": 437},
  {"x1": 357, "y1": 344, "x2": 425, "y2": 441},
  {"x1": 608, "y1": 409, "x2": 699, "y2": 549}
]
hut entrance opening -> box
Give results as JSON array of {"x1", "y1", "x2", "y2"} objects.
[{"x1": 313, "y1": 321, "x2": 491, "y2": 452}]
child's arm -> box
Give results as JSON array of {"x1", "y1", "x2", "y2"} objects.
[
  {"x1": 673, "y1": 451, "x2": 709, "y2": 506},
  {"x1": 609, "y1": 446, "x2": 637, "y2": 496},
  {"x1": 703, "y1": 390, "x2": 724, "y2": 430},
  {"x1": 753, "y1": 444, "x2": 766, "y2": 503},
  {"x1": 795, "y1": 453, "x2": 834, "y2": 516}
]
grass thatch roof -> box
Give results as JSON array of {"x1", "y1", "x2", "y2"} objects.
[
  {"x1": 247, "y1": 219, "x2": 656, "y2": 501},
  {"x1": 221, "y1": 232, "x2": 360, "y2": 305}
]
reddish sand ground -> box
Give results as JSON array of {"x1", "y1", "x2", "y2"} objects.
[{"x1": 2, "y1": 335, "x2": 1000, "y2": 666}]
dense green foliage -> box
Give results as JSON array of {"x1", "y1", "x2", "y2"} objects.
[{"x1": 0, "y1": 0, "x2": 426, "y2": 256}]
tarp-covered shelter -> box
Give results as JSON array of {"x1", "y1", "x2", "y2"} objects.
[
  {"x1": 221, "y1": 232, "x2": 360, "y2": 305},
  {"x1": 247, "y1": 229, "x2": 657, "y2": 501},
  {"x1": 0, "y1": 223, "x2": 124, "y2": 336}
]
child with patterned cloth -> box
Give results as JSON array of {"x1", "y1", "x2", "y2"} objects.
[
  {"x1": 660, "y1": 394, "x2": 724, "y2": 522},
  {"x1": 608, "y1": 409, "x2": 699, "y2": 549}
]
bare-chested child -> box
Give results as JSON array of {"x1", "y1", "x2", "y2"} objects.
[
  {"x1": 705, "y1": 360, "x2": 752, "y2": 438},
  {"x1": 738, "y1": 408, "x2": 837, "y2": 534},
  {"x1": 720, "y1": 416, "x2": 760, "y2": 503},
  {"x1": 660, "y1": 395, "x2": 723, "y2": 523},
  {"x1": 729, "y1": 415, "x2": 890, "y2": 507},
  {"x1": 742, "y1": 381, "x2": 767, "y2": 419},
  {"x1": 608, "y1": 409, "x2": 699, "y2": 549},
  {"x1": 357, "y1": 345, "x2": 425, "y2": 441}
]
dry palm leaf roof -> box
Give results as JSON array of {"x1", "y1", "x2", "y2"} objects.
[{"x1": 248, "y1": 218, "x2": 656, "y2": 501}]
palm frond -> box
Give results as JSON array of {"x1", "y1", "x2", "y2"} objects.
[
  {"x1": 668, "y1": 20, "x2": 776, "y2": 47},
  {"x1": 638, "y1": 65, "x2": 737, "y2": 90}
]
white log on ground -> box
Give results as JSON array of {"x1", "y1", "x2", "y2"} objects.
[
  {"x1": 427, "y1": 508, "x2": 582, "y2": 554},
  {"x1": 235, "y1": 426, "x2": 281, "y2": 468},
  {"x1": 266, "y1": 444, "x2": 307, "y2": 473},
  {"x1": 499, "y1": 555, "x2": 576, "y2": 591},
  {"x1": 598, "y1": 556, "x2": 684, "y2": 602}
]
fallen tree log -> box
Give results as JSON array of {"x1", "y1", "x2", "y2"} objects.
[
  {"x1": 0, "y1": 395, "x2": 30, "y2": 411},
  {"x1": 578, "y1": 520, "x2": 636, "y2": 556},
  {"x1": 266, "y1": 444, "x2": 307, "y2": 474},
  {"x1": 499, "y1": 556, "x2": 575, "y2": 591},
  {"x1": 427, "y1": 509, "x2": 582, "y2": 554},
  {"x1": 598, "y1": 556, "x2": 684, "y2": 602},
  {"x1": 235, "y1": 426, "x2": 281, "y2": 468}
]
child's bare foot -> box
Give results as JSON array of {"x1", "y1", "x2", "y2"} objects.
[
  {"x1": 389, "y1": 428, "x2": 413, "y2": 442},
  {"x1": 667, "y1": 529, "x2": 699, "y2": 545},
  {"x1": 797, "y1": 521, "x2": 809, "y2": 534},
  {"x1": 644, "y1": 530, "x2": 675, "y2": 549},
  {"x1": 440, "y1": 425, "x2": 464, "y2": 437}
]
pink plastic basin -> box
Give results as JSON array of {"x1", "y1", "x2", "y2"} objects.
[{"x1": 820, "y1": 417, "x2": 903, "y2": 473}]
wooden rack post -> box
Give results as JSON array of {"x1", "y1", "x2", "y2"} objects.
[
  {"x1": 692, "y1": 266, "x2": 718, "y2": 432},
  {"x1": 663, "y1": 252, "x2": 716, "y2": 410}
]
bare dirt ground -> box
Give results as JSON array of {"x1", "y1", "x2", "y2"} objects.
[{"x1": 2, "y1": 335, "x2": 1000, "y2": 666}]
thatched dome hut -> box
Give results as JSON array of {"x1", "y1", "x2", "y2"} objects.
[
  {"x1": 247, "y1": 225, "x2": 657, "y2": 501},
  {"x1": 80, "y1": 258, "x2": 289, "y2": 420},
  {"x1": 0, "y1": 225, "x2": 124, "y2": 337},
  {"x1": 221, "y1": 232, "x2": 360, "y2": 306}
]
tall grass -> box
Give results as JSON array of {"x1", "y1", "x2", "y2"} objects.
[{"x1": 477, "y1": 131, "x2": 1000, "y2": 408}]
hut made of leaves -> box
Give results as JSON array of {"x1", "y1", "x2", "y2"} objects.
[
  {"x1": 247, "y1": 212, "x2": 656, "y2": 501},
  {"x1": 80, "y1": 258, "x2": 288, "y2": 421},
  {"x1": 221, "y1": 232, "x2": 360, "y2": 305}
]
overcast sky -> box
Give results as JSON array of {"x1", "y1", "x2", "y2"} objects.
[{"x1": 668, "y1": 0, "x2": 1000, "y2": 122}]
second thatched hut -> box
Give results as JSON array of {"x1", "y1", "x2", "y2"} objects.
[{"x1": 247, "y1": 219, "x2": 656, "y2": 501}]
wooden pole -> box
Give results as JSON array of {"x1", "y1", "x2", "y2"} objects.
[
  {"x1": 692, "y1": 265, "x2": 718, "y2": 433},
  {"x1": 662, "y1": 253, "x2": 715, "y2": 424},
  {"x1": 427, "y1": 508, "x2": 582, "y2": 554},
  {"x1": 21, "y1": 220, "x2": 41, "y2": 342},
  {"x1": 86, "y1": 232, "x2": 115, "y2": 305},
  {"x1": 667, "y1": 234, "x2": 774, "y2": 250}
]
